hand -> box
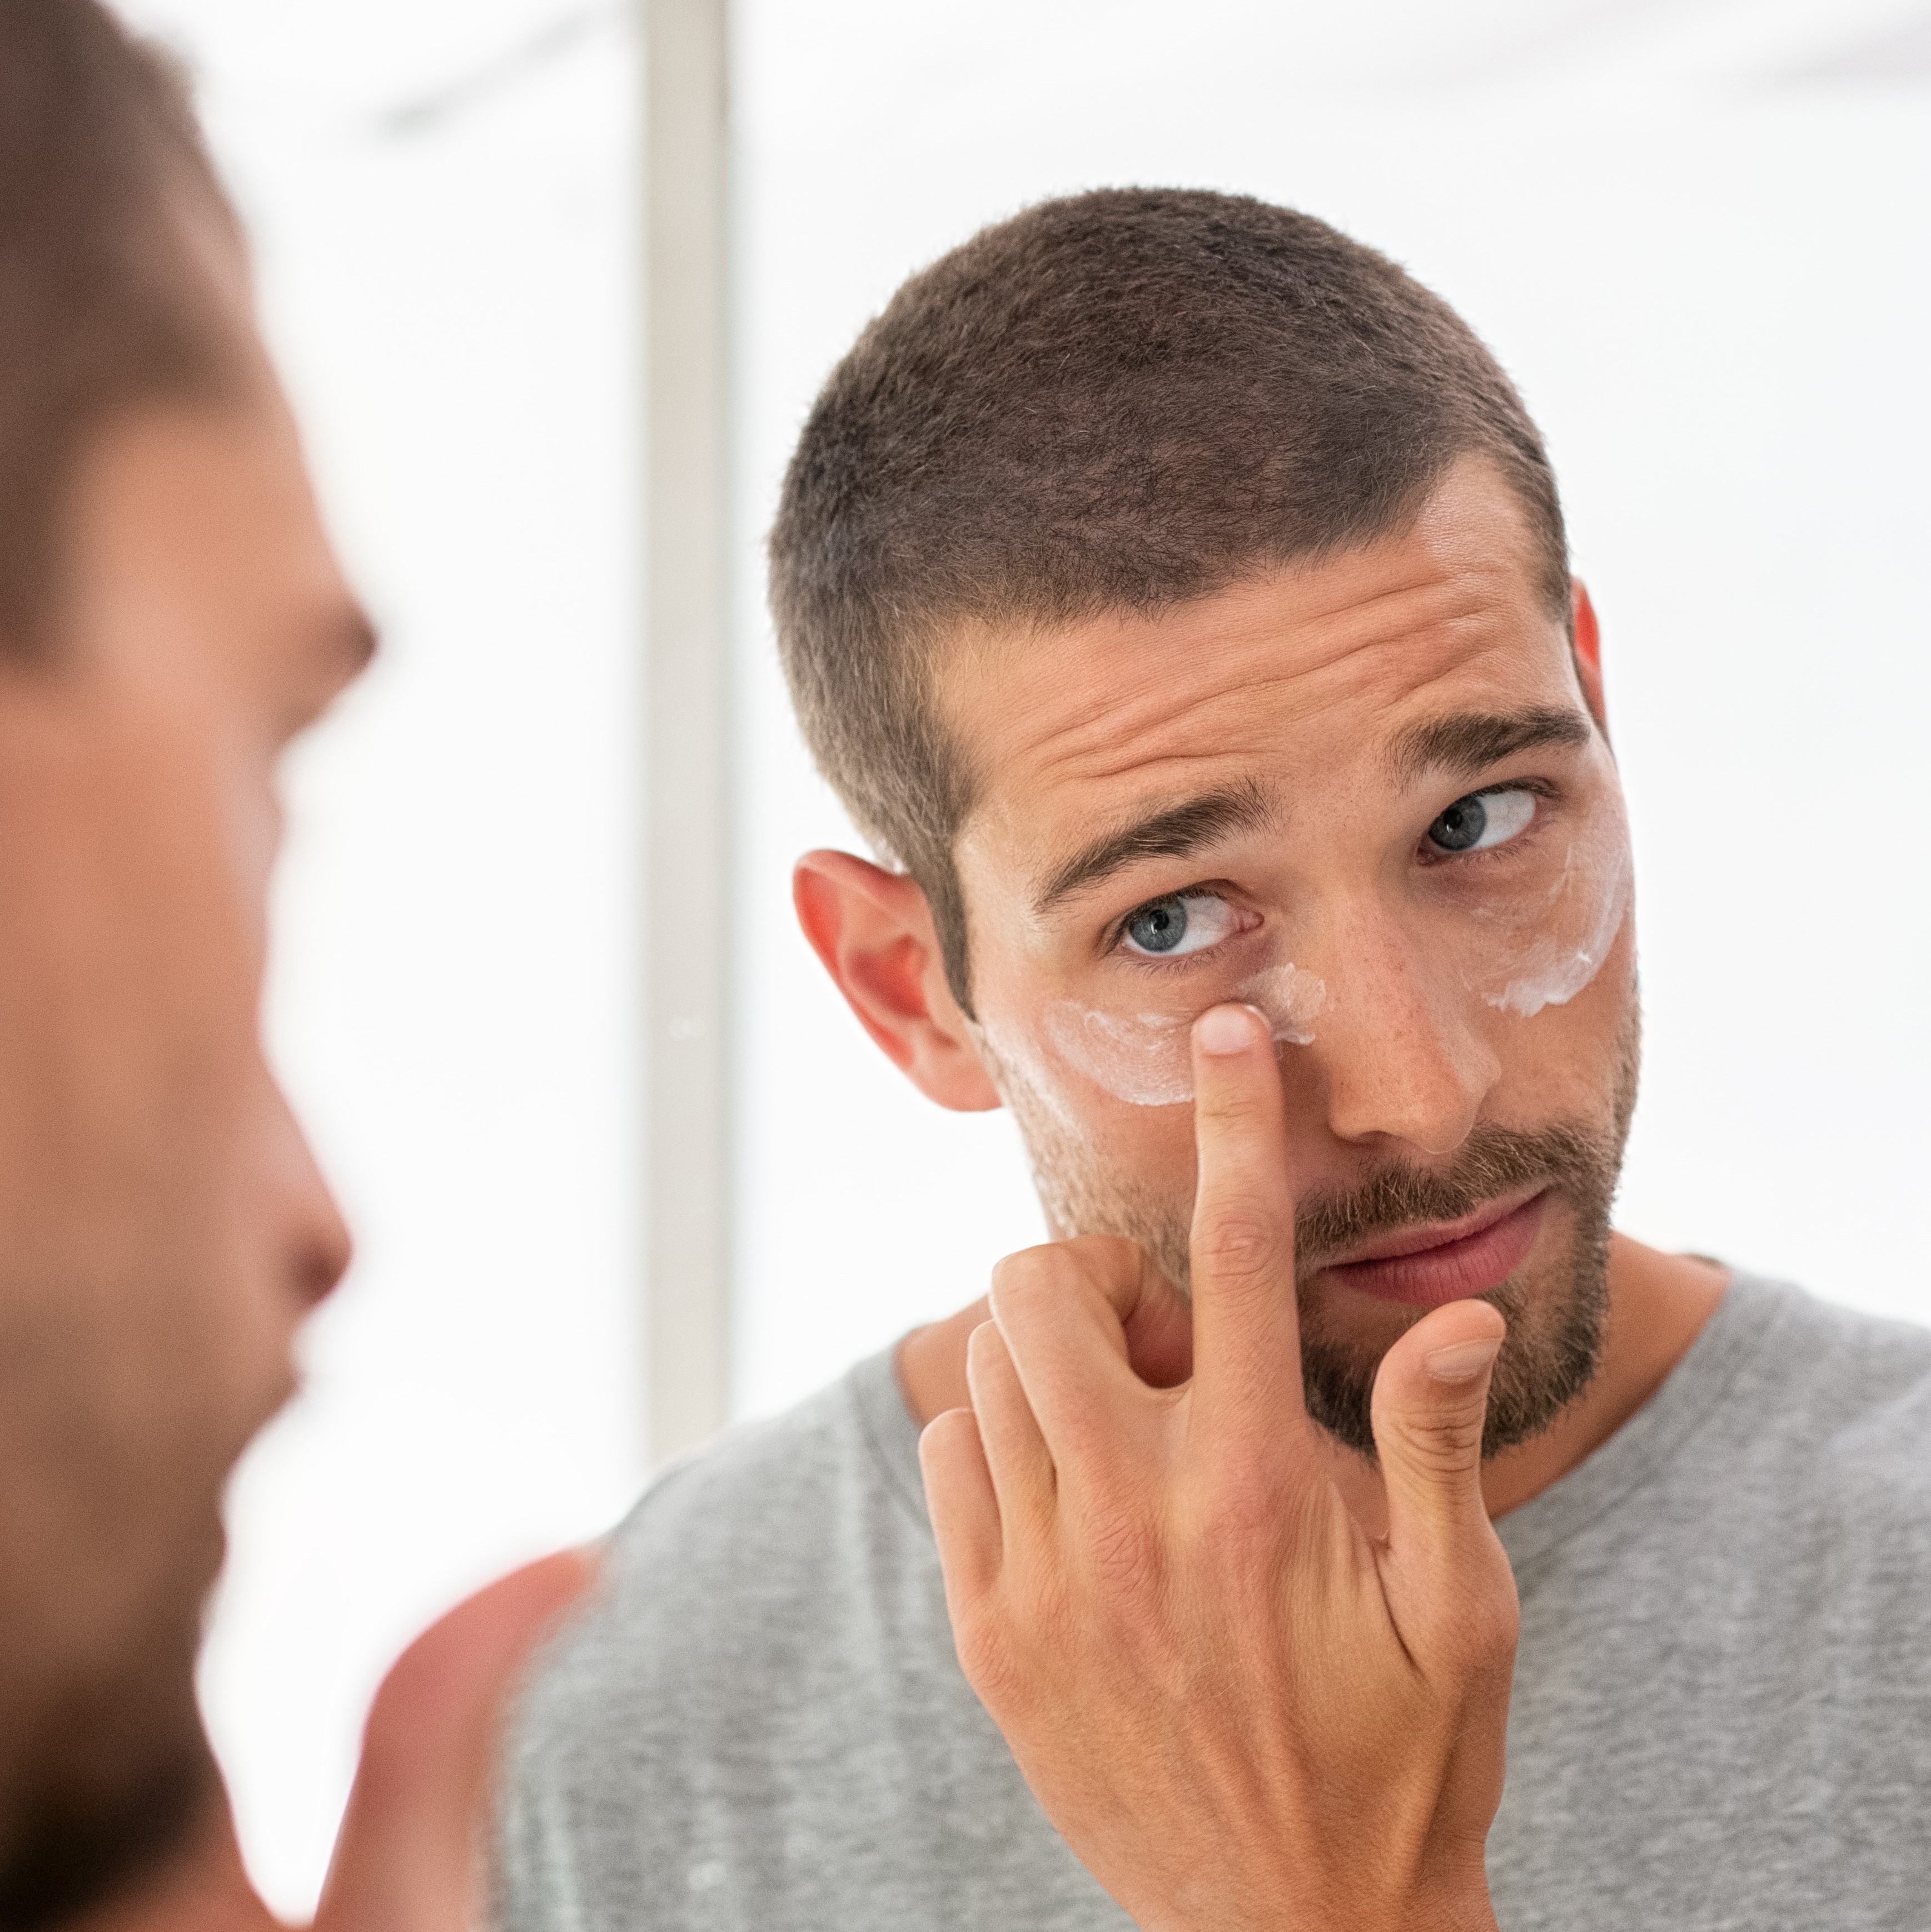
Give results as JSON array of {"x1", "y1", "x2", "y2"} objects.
[{"x1": 919, "y1": 1002, "x2": 1517, "y2": 1932}]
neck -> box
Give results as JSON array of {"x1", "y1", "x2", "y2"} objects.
[
  {"x1": 897, "y1": 1231, "x2": 1728, "y2": 1527},
  {"x1": 1465, "y1": 1233, "x2": 1726, "y2": 1517}
]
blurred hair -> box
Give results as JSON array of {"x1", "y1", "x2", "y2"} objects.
[
  {"x1": 769, "y1": 188, "x2": 1569, "y2": 1012},
  {"x1": 0, "y1": 0, "x2": 240, "y2": 648}
]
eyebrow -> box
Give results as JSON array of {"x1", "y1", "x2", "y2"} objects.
[
  {"x1": 1033, "y1": 777, "x2": 1276, "y2": 915},
  {"x1": 1385, "y1": 705, "x2": 1592, "y2": 788}
]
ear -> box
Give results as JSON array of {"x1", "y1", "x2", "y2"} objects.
[
  {"x1": 1571, "y1": 578, "x2": 1607, "y2": 730},
  {"x1": 793, "y1": 850, "x2": 1002, "y2": 1113}
]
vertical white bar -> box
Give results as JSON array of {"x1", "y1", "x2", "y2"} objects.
[{"x1": 643, "y1": 0, "x2": 731, "y2": 1463}]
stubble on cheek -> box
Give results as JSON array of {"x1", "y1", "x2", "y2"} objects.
[
  {"x1": 977, "y1": 1022, "x2": 1198, "y2": 1284},
  {"x1": 978, "y1": 983, "x2": 1643, "y2": 1461}
]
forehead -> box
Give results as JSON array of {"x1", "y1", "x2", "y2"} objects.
[{"x1": 943, "y1": 458, "x2": 1575, "y2": 880}]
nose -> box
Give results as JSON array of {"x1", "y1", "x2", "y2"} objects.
[
  {"x1": 263, "y1": 1076, "x2": 352, "y2": 1309},
  {"x1": 1301, "y1": 909, "x2": 1500, "y2": 1158}
]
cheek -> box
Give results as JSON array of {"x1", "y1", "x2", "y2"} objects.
[
  {"x1": 1039, "y1": 962, "x2": 1328, "y2": 1107},
  {"x1": 1471, "y1": 812, "x2": 1634, "y2": 1021},
  {"x1": 978, "y1": 1005, "x2": 1204, "y2": 1201},
  {"x1": 1483, "y1": 920, "x2": 1640, "y2": 1120}
]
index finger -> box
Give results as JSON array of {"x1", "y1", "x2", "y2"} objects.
[{"x1": 1187, "y1": 1002, "x2": 1306, "y2": 1444}]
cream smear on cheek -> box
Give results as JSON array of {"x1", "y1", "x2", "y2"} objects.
[
  {"x1": 1473, "y1": 789, "x2": 1635, "y2": 1020},
  {"x1": 994, "y1": 784, "x2": 1634, "y2": 1113},
  {"x1": 1041, "y1": 962, "x2": 1327, "y2": 1107}
]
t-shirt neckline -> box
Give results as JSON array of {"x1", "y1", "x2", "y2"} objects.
[
  {"x1": 852, "y1": 1269, "x2": 1797, "y2": 1568},
  {"x1": 1492, "y1": 1268, "x2": 1790, "y2": 1575}
]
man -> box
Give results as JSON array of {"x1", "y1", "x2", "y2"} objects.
[
  {"x1": 499, "y1": 190, "x2": 1931, "y2": 1929},
  {"x1": 0, "y1": 6, "x2": 589, "y2": 1927}
]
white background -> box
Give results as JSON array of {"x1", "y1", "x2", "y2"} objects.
[
  {"x1": 115, "y1": 1, "x2": 646, "y2": 1916},
  {"x1": 111, "y1": 0, "x2": 1931, "y2": 1916},
  {"x1": 731, "y1": 0, "x2": 1931, "y2": 1410}
]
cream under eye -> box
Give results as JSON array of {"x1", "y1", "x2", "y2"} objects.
[{"x1": 1118, "y1": 892, "x2": 1238, "y2": 958}]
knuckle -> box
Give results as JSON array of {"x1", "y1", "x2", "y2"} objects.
[
  {"x1": 994, "y1": 1234, "x2": 1150, "y2": 1329},
  {"x1": 1472, "y1": 1591, "x2": 1520, "y2": 1667},
  {"x1": 1196, "y1": 1459, "x2": 1290, "y2": 1550},
  {"x1": 1195, "y1": 1206, "x2": 1287, "y2": 1285},
  {"x1": 1432, "y1": 1576, "x2": 1521, "y2": 1685},
  {"x1": 1197, "y1": 1086, "x2": 1270, "y2": 1137},
  {"x1": 952, "y1": 1605, "x2": 1029, "y2": 1716},
  {"x1": 1064, "y1": 1232, "x2": 1142, "y2": 1273},
  {"x1": 988, "y1": 1246, "x2": 1064, "y2": 1320},
  {"x1": 991, "y1": 1244, "x2": 1056, "y2": 1296},
  {"x1": 1066, "y1": 1233, "x2": 1147, "y2": 1295},
  {"x1": 1380, "y1": 1402, "x2": 1487, "y2": 1478}
]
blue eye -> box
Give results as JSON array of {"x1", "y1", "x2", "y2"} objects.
[
  {"x1": 1427, "y1": 788, "x2": 1537, "y2": 855},
  {"x1": 1120, "y1": 893, "x2": 1237, "y2": 958}
]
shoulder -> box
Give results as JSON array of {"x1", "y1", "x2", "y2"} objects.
[
  {"x1": 1745, "y1": 1280, "x2": 1931, "y2": 1439},
  {"x1": 321, "y1": 1552, "x2": 598, "y2": 1927},
  {"x1": 502, "y1": 1353, "x2": 929, "y2": 1754},
  {"x1": 1723, "y1": 1277, "x2": 1931, "y2": 1521},
  {"x1": 608, "y1": 1352, "x2": 924, "y2": 1594}
]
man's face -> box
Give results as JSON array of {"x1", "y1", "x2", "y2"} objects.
[
  {"x1": 945, "y1": 456, "x2": 1638, "y2": 1457},
  {"x1": 0, "y1": 337, "x2": 369, "y2": 1919}
]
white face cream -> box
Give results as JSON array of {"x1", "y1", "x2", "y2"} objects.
[
  {"x1": 1042, "y1": 962, "x2": 1327, "y2": 1107},
  {"x1": 982, "y1": 736, "x2": 1634, "y2": 1116},
  {"x1": 1479, "y1": 825, "x2": 1634, "y2": 1019},
  {"x1": 1444, "y1": 759, "x2": 1634, "y2": 1019}
]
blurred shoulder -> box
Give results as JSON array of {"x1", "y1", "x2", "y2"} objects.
[{"x1": 320, "y1": 1552, "x2": 599, "y2": 1928}]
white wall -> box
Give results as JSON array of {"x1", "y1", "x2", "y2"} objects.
[
  {"x1": 729, "y1": 0, "x2": 1931, "y2": 1420},
  {"x1": 112, "y1": 2, "x2": 646, "y2": 1916}
]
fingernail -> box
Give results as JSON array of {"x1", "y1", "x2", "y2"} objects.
[
  {"x1": 1425, "y1": 1337, "x2": 1502, "y2": 1383},
  {"x1": 1195, "y1": 1005, "x2": 1260, "y2": 1055}
]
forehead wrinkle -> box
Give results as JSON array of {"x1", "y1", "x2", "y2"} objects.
[
  {"x1": 949, "y1": 512, "x2": 1554, "y2": 865},
  {"x1": 1010, "y1": 585, "x2": 1512, "y2": 804},
  {"x1": 945, "y1": 548, "x2": 1494, "y2": 761}
]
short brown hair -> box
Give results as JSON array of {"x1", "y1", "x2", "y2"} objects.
[
  {"x1": 0, "y1": 0, "x2": 238, "y2": 649},
  {"x1": 769, "y1": 188, "x2": 1569, "y2": 1012}
]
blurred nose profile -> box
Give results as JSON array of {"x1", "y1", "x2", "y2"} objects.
[
  {"x1": 261, "y1": 1074, "x2": 352, "y2": 1314},
  {"x1": 1301, "y1": 905, "x2": 1499, "y2": 1158}
]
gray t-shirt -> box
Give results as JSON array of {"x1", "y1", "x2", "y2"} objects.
[{"x1": 497, "y1": 1274, "x2": 1931, "y2": 1929}]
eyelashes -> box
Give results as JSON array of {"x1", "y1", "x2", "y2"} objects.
[
  {"x1": 1105, "y1": 783, "x2": 1556, "y2": 965},
  {"x1": 1116, "y1": 891, "x2": 1243, "y2": 960}
]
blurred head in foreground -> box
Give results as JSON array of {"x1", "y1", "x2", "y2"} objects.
[{"x1": 0, "y1": 3, "x2": 369, "y2": 1923}]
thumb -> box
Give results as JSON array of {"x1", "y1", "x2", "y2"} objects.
[{"x1": 1370, "y1": 1300, "x2": 1506, "y2": 1578}]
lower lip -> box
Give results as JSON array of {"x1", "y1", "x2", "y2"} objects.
[{"x1": 1322, "y1": 1193, "x2": 1550, "y2": 1308}]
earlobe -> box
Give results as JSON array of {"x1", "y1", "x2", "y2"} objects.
[
  {"x1": 1570, "y1": 579, "x2": 1607, "y2": 731},
  {"x1": 793, "y1": 850, "x2": 1002, "y2": 1114}
]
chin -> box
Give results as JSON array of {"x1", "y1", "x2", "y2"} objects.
[
  {"x1": 1302, "y1": 1199, "x2": 1614, "y2": 1461},
  {"x1": 0, "y1": 1633, "x2": 215, "y2": 1930}
]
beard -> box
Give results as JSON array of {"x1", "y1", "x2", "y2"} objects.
[
  {"x1": 0, "y1": 1651, "x2": 213, "y2": 1932},
  {"x1": 0, "y1": 1275, "x2": 236, "y2": 1930},
  {"x1": 993, "y1": 991, "x2": 1641, "y2": 1462},
  {"x1": 1292, "y1": 1118, "x2": 1621, "y2": 1457}
]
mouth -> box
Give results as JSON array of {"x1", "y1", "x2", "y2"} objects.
[{"x1": 1316, "y1": 1187, "x2": 1550, "y2": 1309}]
